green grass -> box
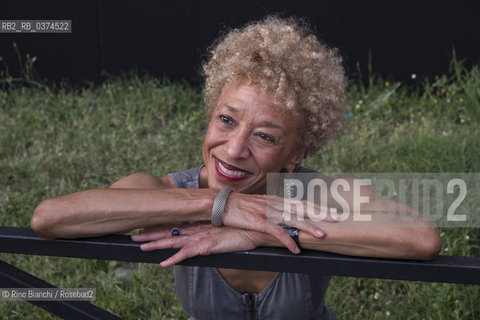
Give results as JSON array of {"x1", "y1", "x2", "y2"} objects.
[{"x1": 1, "y1": 59, "x2": 480, "y2": 319}]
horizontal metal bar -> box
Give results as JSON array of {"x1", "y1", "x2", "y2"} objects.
[
  {"x1": 1, "y1": 227, "x2": 479, "y2": 285},
  {"x1": 0, "y1": 258, "x2": 121, "y2": 319}
]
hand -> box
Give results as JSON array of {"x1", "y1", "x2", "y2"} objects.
[
  {"x1": 221, "y1": 193, "x2": 337, "y2": 253},
  {"x1": 131, "y1": 223, "x2": 262, "y2": 268}
]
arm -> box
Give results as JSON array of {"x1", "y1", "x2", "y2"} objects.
[
  {"x1": 30, "y1": 172, "x2": 328, "y2": 252},
  {"x1": 266, "y1": 177, "x2": 442, "y2": 260},
  {"x1": 136, "y1": 177, "x2": 441, "y2": 264},
  {"x1": 30, "y1": 173, "x2": 216, "y2": 239},
  {"x1": 294, "y1": 199, "x2": 442, "y2": 260},
  {"x1": 137, "y1": 206, "x2": 440, "y2": 268}
]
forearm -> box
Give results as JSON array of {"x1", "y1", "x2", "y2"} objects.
[
  {"x1": 302, "y1": 199, "x2": 441, "y2": 259},
  {"x1": 31, "y1": 188, "x2": 216, "y2": 239},
  {"x1": 261, "y1": 211, "x2": 441, "y2": 260},
  {"x1": 297, "y1": 220, "x2": 440, "y2": 260}
]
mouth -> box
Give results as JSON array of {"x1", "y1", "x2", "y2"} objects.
[{"x1": 214, "y1": 157, "x2": 253, "y2": 181}]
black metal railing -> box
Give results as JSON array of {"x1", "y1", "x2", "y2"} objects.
[{"x1": 1, "y1": 226, "x2": 479, "y2": 319}]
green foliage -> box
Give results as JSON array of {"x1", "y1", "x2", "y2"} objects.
[
  {"x1": 0, "y1": 42, "x2": 44, "y2": 89},
  {"x1": 1, "y1": 60, "x2": 479, "y2": 318}
]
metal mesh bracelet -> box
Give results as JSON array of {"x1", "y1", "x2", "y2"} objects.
[{"x1": 211, "y1": 187, "x2": 233, "y2": 227}]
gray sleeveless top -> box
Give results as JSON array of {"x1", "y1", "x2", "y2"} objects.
[{"x1": 169, "y1": 165, "x2": 337, "y2": 320}]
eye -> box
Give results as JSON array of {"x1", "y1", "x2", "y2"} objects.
[
  {"x1": 256, "y1": 132, "x2": 276, "y2": 143},
  {"x1": 219, "y1": 115, "x2": 234, "y2": 126}
]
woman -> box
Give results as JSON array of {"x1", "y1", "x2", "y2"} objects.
[{"x1": 31, "y1": 17, "x2": 441, "y2": 319}]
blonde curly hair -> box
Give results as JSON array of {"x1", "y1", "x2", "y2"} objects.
[{"x1": 203, "y1": 16, "x2": 349, "y2": 158}]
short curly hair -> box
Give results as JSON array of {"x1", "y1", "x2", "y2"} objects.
[{"x1": 203, "y1": 16, "x2": 349, "y2": 158}]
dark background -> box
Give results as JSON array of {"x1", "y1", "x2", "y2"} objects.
[{"x1": 1, "y1": 0, "x2": 479, "y2": 86}]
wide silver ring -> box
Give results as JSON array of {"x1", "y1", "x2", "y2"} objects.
[{"x1": 211, "y1": 187, "x2": 233, "y2": 227}]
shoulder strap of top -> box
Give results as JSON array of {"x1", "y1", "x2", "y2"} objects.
[{"x1": 168, "y1": 165, "x2": 204, "y2": 189}]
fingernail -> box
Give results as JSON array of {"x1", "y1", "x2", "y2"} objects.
[
  {"x1": 329, "y1": 208, "x2": 338, "y2": 221},
  {"x1": 140, "y1": 244, "x2": 149, "y2": 250},
  {"x1": 316, "y1": 230, "x2": 325, "y2": 237},
  {"x1": 294, "y1": 247, "x2": 301, "y2": 254},
  {"x1": 131, "y1": 234, "x2": 140, "y2": 240},
  {"x1": 160, "y1": 261, "x2": 167, "y2": 268}
]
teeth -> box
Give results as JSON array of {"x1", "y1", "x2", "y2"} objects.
[{"x1": 218, "y1": 160, "x2": 249, "y2": 176}]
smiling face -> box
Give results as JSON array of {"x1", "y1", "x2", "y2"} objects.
[{"x1": 201, "y1": 81, "x2": 304, "y2": 194}]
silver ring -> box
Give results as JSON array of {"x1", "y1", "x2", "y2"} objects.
[
  {"x1": 272, "y1": 204, "x2": 283, "y2": 211},
  {"x1": 170, "y1": 227, "x2": 181, "y2": 237},
  {"x1": 282, "y1": 210, "x2": 296, "y2": 223}
]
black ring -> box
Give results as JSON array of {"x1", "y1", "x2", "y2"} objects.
[
  {"x1": 277, "y1": 223, "x2": 301, "y2": 248},
  {"x1": 170, "y1": 227, "x2": 181, "y2": 236}
]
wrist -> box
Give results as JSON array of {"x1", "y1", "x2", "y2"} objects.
[
  {"x1": 205, "y1": 189, "x2": 218, "y2": 220},
  {"x1": 182, "y1": 188, "x2": 217, "y2": 221}
]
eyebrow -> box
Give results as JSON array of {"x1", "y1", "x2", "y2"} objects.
[
  {"x1": 225, "y1": 104, "x2": 239, "y2": 113},
  {"x1": 262, "y1": 120, "x2": 285, "y2": 131},
  {"x1": 224, "y1": 104, "x2": 286, "y2": 132}
]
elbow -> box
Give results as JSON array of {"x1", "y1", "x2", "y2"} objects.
[
  {"x1": 415, "y1": 227, "x2": 442, "y2": 260},
  {"x1": 426, "y1": 233, "x2": 442, "y2": 260},
  {"x1": 31, "y1": 199, "x2": 59, "y2": 240}
]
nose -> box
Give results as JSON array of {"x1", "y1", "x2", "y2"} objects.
[{"x1": 224, "y1": 129, "x2": 251, "y2": 159}]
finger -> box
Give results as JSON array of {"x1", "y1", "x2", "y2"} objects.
[
  {"x1": 140, "y1": 224, "x2": 172, "y2": 233},
  {"x1": 276, "y1": 211, "x2": 327, "y2": 239},
  {"x1": 296, "y1": 203, "x2": 338, "y2": 223},
  {"x1": 267, "y1": 198, "x2": 307, "y2": 222},
  {"x1": 139, "y1": 236, "x2": 186, "y2": 251},
  {"x1": 160, "y1": 246, "x2": 199, "y2": 268},
  {"x1": 265, "y1": 223, "x2": 300, "y2": 254},
  {"x1": 288, "y1": 219, "x2": 326, "y2": 239},
  {"x1": 132, "y1": 228, "x2": 171, "y2": 242},
  {"x1": 245, "y1": 211, "x2": 300, "y2": 253},
  {"x1": 133, "y1": 222, "x2": 214, "y2": 242},
  {"x1": 307, "y1": 205, "x2": 338, "y2": 222},
  {"x1": 325, "y1": 207, "x2": 339, "y2": 222}
]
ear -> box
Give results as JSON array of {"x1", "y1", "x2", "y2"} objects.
[{"x1": 284, "y1": 148, "x2": 305, "y2": 172}]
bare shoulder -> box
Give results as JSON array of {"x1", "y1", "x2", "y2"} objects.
[{"x1": 110, "y1": 172, "x2": 176, "y2": 189}]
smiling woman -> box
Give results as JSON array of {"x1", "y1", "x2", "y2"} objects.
[
  {"x1": 202, "y1": 81, "x2": 304, "y2": 194},
  {"x1": 30, "y1": 16, "x2": 441, "y2": 320}
]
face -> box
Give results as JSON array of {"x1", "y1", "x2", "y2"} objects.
[{"x1": 201, "y1": 81, "x2": 304, "y2": 194}]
